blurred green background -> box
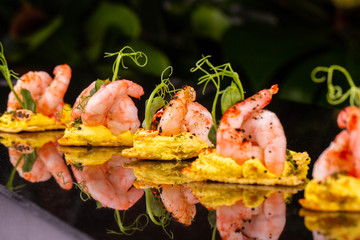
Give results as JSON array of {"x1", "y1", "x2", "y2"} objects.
[{"x1": 1, "y1": 0, "x2": 360, "y2": 110}]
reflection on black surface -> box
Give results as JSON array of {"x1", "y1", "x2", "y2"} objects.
[
  {"x1": 300, "y1": 209, "x2": 360, "y2": 240},
  {"x1": 0, "y1": 131, "x2": 73, "y2": 190}
]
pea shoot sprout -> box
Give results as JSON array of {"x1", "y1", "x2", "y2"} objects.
[
  {"x1": 142, "y1": 66, "x2": 178, "y2": 130},
  {"x1": 0, "y1": 42, "x2": 36, "y2": 112},
  {"x1": 144, "y1": 188, "x2": 174, "y2": 239},
  {"x1": 105, "y1": 46, "x2": 148, "y2": 82},
  {"x1": 107, "y1": 210, "x2": 149, "y2": 236},
  {"x1": 311, "y1": 65, "x2": 360, "y2": 107},
  {"x1": 191, "y1": 55, "x2": 244, "y2": 144}
]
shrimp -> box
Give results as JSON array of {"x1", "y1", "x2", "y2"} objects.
[
  {"x1": 312, "y1": 106, "x2": 360, "y2": 180},
  {"x1": 216, "y1": 200, "x2": 252, "y2": 240},
  {"x1": 106, "y1": 95, "x2": 140, "y2": 135},
  {"x1": 37, "y1": 64, "x2": 71, "y2": 117},
  {"x1": 154, "y1": 86, "x2": 213, "y2": 146},
  {"x1": 216, "y1": 192, "x2": 286, "y2": 240},
  {"x1": 158, "y1": 86, "x2": 196, "y2": 136},
  {"x1": 241, "y1": 110, "x2": 287, "y2": 176},
  {"x1": 7, "y1": 71, "x2": 52, "y2": 111},
  {"x1": 71, "y1": 81, "x2": 96, "y2": 121},
  {"x1": 160, "y1": 184, "x2": 199, "y2": 226},
  {"x1": 9, "y1": 148, "x2": 51, "y2": 182},
  {"x1": 337, "y1": 106, "x2": 360, "y2": 177},
  {"x1": 81, "y1": 80, "x2": 144, "y2": 134},
  {"x1": 71, "y1": 155, "x2": 143, "y2": 210},
  {"x1": 216, "y1": 85, "x2": 280, "y2": 173},
  {"x1": 185, "y1": 102, "x2": 213, "y2": 146},
  {"x1": 37, "y1": 142, "x2": 73, "y2": 190}
]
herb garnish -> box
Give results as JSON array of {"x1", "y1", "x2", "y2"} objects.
[
  {"x1": 104, "y1": 46, "x2": 148, "y2": 82},
  {"x1": 107, "y1": 210, "x2": 149, "y2": 236},
  {"x1": 190, "y1": 55, "x2": 245, "y2": 144},
  {"x1": 0, "y1": 42, "x2": 36, "y2": 112},
  {"x1": 142, "y1": 66, "x2": 177, "y2": 130},
  {"x1": 311, "y1": 65, "x2": 360, "y2": 107},
  {"x1": 144, "y1": 188, "x2": 173, "y2": 239},
  {"x1": 6, "y1": 154, "x2": 25, "y2": 192}
]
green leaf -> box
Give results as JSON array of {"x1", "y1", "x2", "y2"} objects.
[
  {"x1": 85, "y1": 2, "x2": 141, "y2": 61},
  {"x1": 221, "y1": 84, "x2": 241, "y2": 114},
  {"x1": 148, "y1": 190, "x2": 166, "y2": 217},
  {"x1": 207, "y1": 210, "x2": 217, "y2": 228},
  {"x1": 142, "y1": 96, "x2": 165, "y2": 130},
  {"x1": 20, "y1": 88, "x2": 36, "y2": 112},
  {"x1": 208, "y1": 125, "x2": 217, "y2": 146},
  {"x1": 90, "y1": 79, "x2": 107, "y2": 95},
  {"x1": 22, "y1": 150, "x2": 38, "y2": 173},
  {"x1": 191, "y1": 5, "x2": 230, "y2": 41}
]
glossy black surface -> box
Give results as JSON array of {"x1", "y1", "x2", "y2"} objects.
[{"x1": 0, "y1": 99, "x2": 344, "y2": 240}]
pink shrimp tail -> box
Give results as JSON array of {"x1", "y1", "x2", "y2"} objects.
[{"x1": 270, "y1": 84, "x2": 279, "y2": 94}]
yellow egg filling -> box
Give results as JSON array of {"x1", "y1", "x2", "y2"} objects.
[
  {"x1": 0, "y1": 104, "x2": 71, "y2": 133},
  {"x1": 58, "y1": 124, "x2": 134, "y2": 147},
  {"x1": 300, "y1": 174, "x2": 360, "y2": 212},
  {"x1": 182, "y1": 149, "x2": 310, "y2": 186},
  {"x1": 122, "y1": 128, "x2": 209, "y2": 160}
]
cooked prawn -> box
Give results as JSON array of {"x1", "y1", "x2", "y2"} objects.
[
  {"x1": 312, "y1": 106, "x2": 360, "y2": 180},
  {"x1": 160, "y1": 184, "x2": 199, "y2": 226},
  {"x1": 154, "y1": 86, "x2": 213, "y2": 146},
  {"x1": 241, "y1": 110, "x2": 287, "y2": 176},
  {"x1": 7, "y1": 65, "x2": 71, "y2": 118},
  {"x1": 71, "y1": 155, "x2": 143, "y2": 210},
  {"x1": 37, "y1": 64, "x2": 71, "y2": 117},
  {"x1": 80, "y1": 80, "x2": 144, "y2": 135},
  {"x1": 37, "y1": 142, "x2": 73, "y2": 190},
  {"x1": 7, "y1": 71, "x2": 52, "y2": 111},
  {"x1": 106, "y1": 95, "x2": 141, "y2": 134},
  {"x1": 216, "y1": 192, "x2": 286, "y2": 240},
  {"x1": 216, "y1": 85, "x2": 281, "y2": 175}
]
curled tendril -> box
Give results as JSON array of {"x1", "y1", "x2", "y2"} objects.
[
  {"x1": 142, "y1": 66, "x2": 178, "y2": 130},
  {"x1": 56, "y1": 171, "x2": 91, "y2": 201},
  {"x1": 144, "y1": 188, "x2": 174, "y2": 239},
  {"x1": 311, "y1": 65, "x2": 360, "y2": 107},
  {"x1": 107, "y1": 210, "x2": 149, "y2": 236},
  {"x1": 190, "y1": 55, "x2": 244, "y2": 129},
  {"x1": 104, "y1": 46, "x2": 148, "y2": 82},
  {"x1": 0, "y1": 42, "x2": 23, "y2": 108}
]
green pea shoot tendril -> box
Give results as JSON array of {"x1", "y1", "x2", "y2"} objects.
[
  {"x1": 311, "y1": 65, "x2": 360, "y2": 107},
  {"x1": 107, "y1": 210, "x2": 149, "y2": 236},
  {"x1": 144, "y1": 188, "x2": 174, "y2": 239},
  {"x1": 104, "y1": 46, "x2": 148, "y2": 82},
  {"x1": 142, "y1": 66, "x2": 178, "y2": 130},
  {"x1": 0, "y1": 42, "x2": 23, "y2": 109},
  {"x1": 190, "y1": 55, "x2": 245, "y2": 130},
  {"x1": 6, "y1": 154, "x2": 25, "y2": 192}
]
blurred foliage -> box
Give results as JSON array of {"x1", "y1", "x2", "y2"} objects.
[{"x1": 1, "y1": 0, "x2": 360, "y2": 108}]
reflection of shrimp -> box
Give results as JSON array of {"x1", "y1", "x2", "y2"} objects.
[
  {"x1": 216, "y1": 193, "x2": 286, "y2": 240},
  {"x1": 7, "y1": 65, "x2": 71, "y2": 118},
  {"x1": 313, "y1": 106, "x2": 360, "y2": 180},
  {"x1": 37, "y1": 142, "x2": 73, "y2": 190},
  {"x1": 8, "y1": 142, "x2": 73, "y2": 190},
  {"x1": 9, "y1": 148, "x2": 51, "y2": 182},
  {"x1": 160, "y1": 184, "x2": 199, "y2": 226},
  {"x1": 37, "y1": 64, "x2": 71, "y2": 117},
  {"x1": 71, "y1": 155, "x2": 143, "y2": 210},
  {"x1": 216, "y1": 85, "x2": 282, "y2": 175},
  {"x1": 154, "y1": 86, "x2": 213, "y2": 146},
  {"x1": 80, "y1": 80, "x2": 144, "y2": 135}
]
